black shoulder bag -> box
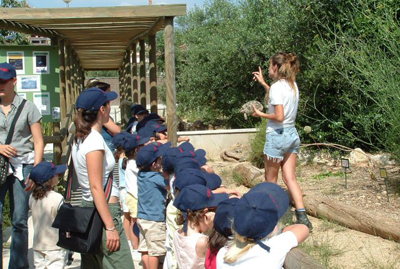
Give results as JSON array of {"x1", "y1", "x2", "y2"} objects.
[
  {"x1": 52, "y1": 159, "x2": 113, "y2": 254},
  {"x1": 0, "y1": 99, "x2": 27, "y2": 186}
]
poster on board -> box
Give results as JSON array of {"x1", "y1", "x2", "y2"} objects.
[
  {"x1": 33, "y1": 92, "x2": 50, "y2": 116},
  {"x1": 7, "y1": 51, "x2": 25, "y2": 74},
  {"x1": 33, "y1": 51, "x2": 50, "y2": 74},
  {"x1": 17, "y1": 75, "x2": 41, "y2": 92}
]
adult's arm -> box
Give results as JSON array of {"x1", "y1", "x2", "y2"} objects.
[
  {"x1": 252, "y1": 104, "x2": 284, "y2": 122},
  {"x1": 30, "y1": 121, "x2": 44, "y2": 166},
  {"x1": 103, "y1": 117, "x2": 121, "y2": 136},
  {"x1": 87, "y1": 150, "x2": 120, "y2": 252}
]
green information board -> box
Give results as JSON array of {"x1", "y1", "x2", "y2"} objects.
[{"x1": 0, "y1": 45, "x2": 60, "y2": 123}]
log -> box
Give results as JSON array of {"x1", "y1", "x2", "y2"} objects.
[
  {"x1": 302, "y1": 194, "x2": 400, "y2": 242},
  {"x1": 284, "y1": 248, "x2": 323, "y2": 269},
  {"x1": 232, "y1": 163, "x2": 264, "y2": 188}
]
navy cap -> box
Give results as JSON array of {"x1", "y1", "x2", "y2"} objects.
[
  {"x1": 0, "y1": 63, "x2": 16, "y2": 80},
  {"x1": 175, "y1": 168, "x2": 221, "y2": 191},
  {"x1": 162, "y1": 147, "x2": 180, "y2": 172},
  {"x1": 135, "y1": 134, "x2": 151, "y2": 146},
  {"x1": 137, "y1": 121, "x2": 157, "y2": 139},
  {"x1": 136, "y1": 142, "x2": 171, "y2": 167},
  {"x1": 131, "y1": 104, "x2": 148, "y2": 116},
  {"x1": 173, "y1": 184, "x2": 229, "y2": 211},
  {"x1": 76, "y1": 87, "x2": 118, "y2": 112},
  {"x1": 174, "y1": 157, "x2": 201, "y2": 173},
  {"x1": 214, "y1": 197, "x2": 239, "y2": 237},
  {"x1": 177, "y1": 143, "x2": 207, "y2": 166},
  {"x1": 249, "y1": 182, "x2": 290, "y2": 219},
  {"x1": 136, "y1": 113, "x2": 164, "y2": 132},
  {"x1": 233, "y1": 183, "x2": 289, "y2": 252},
  {"x1": 112, "y1": 132, "x2": 131, "y2": 148},
  {"x1": 29, "y1": 162, "x2": 67, "y2": 187},
  {"x1": 178, "y1": 142, "x2": 195, "y2": 153}
]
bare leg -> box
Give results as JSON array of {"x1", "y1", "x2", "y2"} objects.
[
  {"x1": 264, "y1": 155, "x2": 281, "y2": 183},
  {"x1": 123, "y1": 213, "x2": 132, "y2": 246},
  {"x1": 142, "y1": 253, "x2": 149, "y2": 269},
  {"x1": 280, "y1": 153, "x2": 305, "y2": 209},
  {"x1": 148, "y1": 256, "x2": 160, "y2": 269},
  {"x1": 131, "y1": 218, "x2": 139, "y2": 249}
]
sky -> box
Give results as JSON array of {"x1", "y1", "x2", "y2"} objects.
[{"x1": 26, "y1": 0, "x2": 205, "y2": 10}]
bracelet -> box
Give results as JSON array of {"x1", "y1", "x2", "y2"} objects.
[{"x1": 105, "y1": 226, "x2": 116, "y2": 231}]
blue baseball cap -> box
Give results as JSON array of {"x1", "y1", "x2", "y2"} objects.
[
  {"x1": 112, "y1": 132, "x2": 131, "y2": 148},
  {"x1": 178, "y1": 142, "x2": 195, "y2": 152},
  {"x1": 136, "y1": 113, "x2": 164, "y2": 132},
  {"x1": 249, "y1": 182, "x2": 290, "y2": 219},
  {"x1": 0, "y1": 63, "x2": 16, "y2": 80},
  {"x1": 136, "y1": 141, "x2": 171, "y2": 167},
  {"x1": 175, "y1": 168, "x2": 221, "y2": 191},
  {"x1": 173, "y1": 184, "x2": 229, "y2": 211},
  {"x1": 135, "y1": 134, "x2": 151, "y2": 146},
  {"x1": 174, "y1": 157, "x2": 201, "y2": 173},
  {"x1": 214, "y1": 197, "x2": 239, "y2": 237},
  {"x1": 29, "y1": 162, "x2": 67, "y2": 187},
  {"x1": 233, "y1": 183, "x2": 289, "y2": 252},
  {"x1": 112, "y1": 132, "x2": 137, "y2": 152},
  {"x1": 76, "y1": 87, "x2": 118, "y2": 112},
  {"x1": 162, "y1": 147, "x2": 181, "y2": 172},
  {"x1": 131, "y1": 104, "x2": 148, "y2": 116}
]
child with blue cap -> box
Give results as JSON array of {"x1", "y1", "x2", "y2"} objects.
[
  {"x1": 173, "y1": 184, "x2": 229, "y2": 269},
  {"x1": 217, "y1": 182, "x2": 309, "y2": 268},
  {"x1": 28, "y1": 161, "x2": 67, "y2": 268},
  {"x1": 135, "y1": 141, "x2": 171, "y2": 269}
]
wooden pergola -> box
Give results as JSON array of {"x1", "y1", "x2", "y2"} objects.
[{"x1": 0, "y1": 5, "x2": 186, "y2": 162}]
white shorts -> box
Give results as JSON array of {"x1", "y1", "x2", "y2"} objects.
[{"x1": 34, "y1": 249, "x2": 67, "y2": 269}]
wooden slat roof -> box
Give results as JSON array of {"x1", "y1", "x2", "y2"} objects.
[{"x1": 0, "y1": 5, "x2": 186, "y2": 70}]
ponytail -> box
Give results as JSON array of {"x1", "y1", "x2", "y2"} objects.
[
  {"x1": 74, "y1": 108, "x2": 98, "y2": 143},
  {"x1": 271, "y1": 52, "x2": 300, "y2": 94}
]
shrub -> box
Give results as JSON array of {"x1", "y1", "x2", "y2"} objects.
[{"x1": 249, "y1": 119, "x2": 267, "y2": 168}]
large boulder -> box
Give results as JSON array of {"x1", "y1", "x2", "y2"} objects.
[{"x1": 349, "y1": 148, "x2": 370, "y2": 166}]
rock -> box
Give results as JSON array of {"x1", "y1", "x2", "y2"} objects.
[
  {"x1": 349, "y1": 148, "x2": 370, "y2": 165},
  {"x1": 221, "y1": 143, "x2": 249, "y2": 163},
  {"x1": 232, "y1": 162, "x2": 264, "y2": 188},
  {"x1": 370, "y1": 153, "x2": 395, "y2": 166}
]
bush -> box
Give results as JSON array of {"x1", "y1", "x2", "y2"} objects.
[{"x1": 249, "y1": 119, "x2": 267, "y2": 168}]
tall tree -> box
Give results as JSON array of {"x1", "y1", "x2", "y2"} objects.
[{"x1": 0, "y1": 0, "x2": 30, "y2": 45}]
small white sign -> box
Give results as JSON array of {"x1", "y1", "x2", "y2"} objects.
[
  {"x1": 33, "y1": 92, "x2": 50, "y2": 116},
  {"x1": 52, "y1": 107, "x2": 60, "y2": 119}
]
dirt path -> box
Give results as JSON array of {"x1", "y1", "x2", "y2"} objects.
[{"x1": 209, "y1": 160, "x2": 400, "y2": 269}]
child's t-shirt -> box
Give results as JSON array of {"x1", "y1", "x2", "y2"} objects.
[
  {"x1": 216, "y1": 231, "x2": 298, "y2": 269},
  {"x1": 29, "y1": 190, "x2": 64, "y2": 251},
  {"x1": 125, "y1": 159, "x2": 139, "y2": 198},
  {"x1": 137, "y1": 171, "x2": 168, "y2": 221},
  {"x1": 119, "y1": 158, "x2": 126, "y2": 188}
]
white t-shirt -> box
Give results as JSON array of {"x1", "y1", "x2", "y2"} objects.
[
  {"x1": 29, "y1": 191, "x2": 64, "y2": 251},
  {"x1": 216, "y1": 231, "x2": 298, "y2": 269},
  {"x1": 72, "y1": 129, "x2": 118, "y2": 201},
  {"x1": 266, "y1": 80, "x2": 299, "y2": 133},
  {"x1": 125, "y1": 159, "x2": 139, "y2": 198}
]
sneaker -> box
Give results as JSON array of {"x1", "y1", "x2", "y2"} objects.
[{"x1": 295, "y1": 210, "x2": 313, "y2": 232}]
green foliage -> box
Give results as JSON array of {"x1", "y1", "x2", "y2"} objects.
[
  {"x1": 0, "y1": 0, "x2": 30, "y2": 45},
  {"x1": 312, "y1": 171, "x2": 344, "y2": 181},
  {"x1": 249, "y1": 119, "x2": 267, "y2": 168},
  {"x1": 2, "y1": 193, "x2": 11, "y2": 230},
  {"x1": 156, "y1": 0, "x2": 400, "y2": 159},
  {"x1": 85, "y1": 70, "x2": 118, "y2": 78},
  {"x1": 41, "y1": 122, "x2": 53, "y2": 136}
]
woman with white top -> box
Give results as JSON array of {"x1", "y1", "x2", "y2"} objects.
[
  {"x1": 251, "y1": 52, "x2": 312, "y2": 230},
  {"x1": 72, "y1": 87, "x2": 133, "y2": 268}
]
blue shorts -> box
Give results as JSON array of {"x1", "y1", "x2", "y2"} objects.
[{"x1": 263, "y1": 126, "x2": 300, "y2": 162}]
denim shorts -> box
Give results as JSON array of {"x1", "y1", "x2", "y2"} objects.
[{"x1": 263, "y1": 126, "x2": 300, "y2": 162}]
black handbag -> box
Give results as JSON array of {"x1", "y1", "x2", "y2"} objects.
[
  {"x1": 52, "y1": 160, "x2": 113, "y2": 254},
  {"x1": 0, "y1": 99, "x2": 27, "y2": 186}
]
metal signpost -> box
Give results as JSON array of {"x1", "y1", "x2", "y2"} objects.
[{"x1": 341, "y1": 158, "x2": 350, "y2": 189}]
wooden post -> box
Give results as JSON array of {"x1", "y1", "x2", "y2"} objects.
[
  {"x1": 131, "y1": 42, "x2": 139, "y2": 104},
  {"x1": 139, "y1": 39, "x2": 147, "y2": 108},
  {"x1": 119, "y1": 66, "x2": 126, "y2": 125},
  {"x1": 164, "y1": 17, "x2": 177, "y2": 146},
  {"x1": 70, "y1": 51, "x2": 76, "y2": 102},
  {"x1": 57, "y1": 39, "x2": 67, "y2": 152},
  {"x1": 149, "y1": 35, "x2": 158, "y2": 114},
  {"x1": 53, "y1": 122, "x2": 61, "y2": 164},
  {"x1": 125, "y1": 50, "x2": 133, "y2": 121},
  {"x1": 65, "y1": 43, "x2": 72, "y2": 111}
]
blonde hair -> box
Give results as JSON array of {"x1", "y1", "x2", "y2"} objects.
[
  {"x1": 224, "y1": 224, "x2": 278, "y2": 263},
  {"x1": 270, "y1": 52, "x2": 300, "y2": 93}
]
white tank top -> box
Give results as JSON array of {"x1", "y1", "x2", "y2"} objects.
[{"x1": 173, "y1": 229, "x2": 207, "y2": 269}]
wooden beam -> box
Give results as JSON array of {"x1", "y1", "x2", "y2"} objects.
[
  {"x1": 0, "y1": 19, "x2": 58, "y2": 38},
  {"x1": 125, "y1": 49, "x2": 133, "y2": 101},
  {"x1": 128, "y1": 17, "x2": 164, "y2": 46},
  {"x1": 139, "y1": 39, "x2": 147, "y2": 108},
  {"x1": 164, "y1": 17, "x2": 177, "y2": 146},
  {"x1": 149, "y1": 34, "x2": 158, "y2": 114},
  {"x1": 0, "y1": 5, "x2": 187, "y2": 20},
  {"x1": 58, "y1": 39, "x2": 67, "y2": 152},
  {"x1": 65, "y1": 43, "x2": 72, "y2": 113},
  {"x1": 131, "y1": 42, "x2": 139, "y2": 104}
]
